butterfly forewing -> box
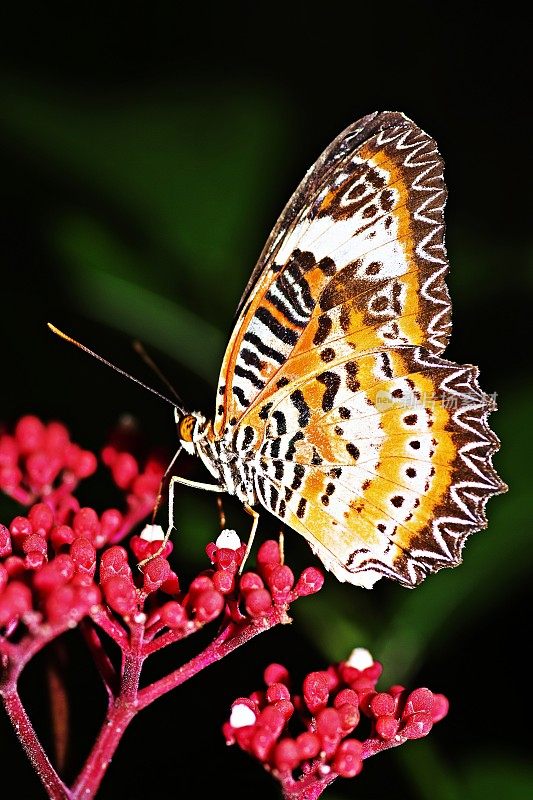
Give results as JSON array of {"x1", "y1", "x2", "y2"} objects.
[{"x1": 209, "y1": 111, "x2": 505, "y2": 588}]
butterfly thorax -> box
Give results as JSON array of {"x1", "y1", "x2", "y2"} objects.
[{"x1": 180, "y1": 411, "x2": 258, "y2": 506}]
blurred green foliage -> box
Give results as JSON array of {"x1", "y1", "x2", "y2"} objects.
[{"x1": 1, "y1": 76, "x2": 531, "y2": 800}]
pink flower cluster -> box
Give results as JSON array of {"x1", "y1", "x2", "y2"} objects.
[
  {"x1": 0, "y1": 415, "x2": 327, "y2": 800},
  {"x1": 225, "y1": 650, "x2": 448, "y2": 796}
]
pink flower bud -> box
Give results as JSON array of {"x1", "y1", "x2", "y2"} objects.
[
  {"x1": 142, "y1": 557, "x2": 170, "y2": 593},
  {"x1": 257, "y1": 706, "x2": 285, "y2": 737},
  {"x1": 100, "y1": 509, "x2": 123, "y2": 541},
  {"x1": 337, "y1": 702, "x2": 360, "y2": 734},
  {"x1": 266, "y1": 565, "x2": 294, "y2": 604},
  {"x1": 316, "y1": 707, "x2": 341, "y2": 739},
  {"x1": 295, "y1": 731, "x2": 321, "y2": 760},
  {"x1": 4, "y1": 556, "x2": 26, "y2": 578},
  {"x1": 131, "y1": 473, "x2": 159, "y2": 500},
  {"x1": 0, "y1": 525, "x2": 12, "y2": 558},
  {"x1": 215, "y1": 548, "x2": 238, "y2": 572},
  {"x1": 251, "y1": 728, "x2": 276, "y2": 762},
  {"x1": 0, "y1": 581, "x2": 32, "y2": 624},
  {"x1": 160, "y1": 601, "x2": 187, "y2": 629},
  {"x1": 272, "y1": 699, "x2": 294, "y2": 721},
  {"x1": 294, "y1": 567, "x2": 324, "y2": 596},
  {"x1": 100, "y1": 546, "x2": 130, "y2": 582},
  {"x1": 70, "y1": 537, "x2": 96, "y2": 577},
  {"x1": 15, "y1": 416, "x2": 45, "y2": 453},
  {"x1": 370, "y1": 692, "x2": 396, "y2": 718},
  {"x1": 431, "y1": 694, "x2": 449, "y2": 723},
  {"x1": 73, "y1": 450, "x2": 97, "y2": 479},
  {"x1": 245, "y1": 588, "x2": 272, "y2": 617},
  {"x1": 273, "y1": 738, "x2": 300, "y2": 772},
  {"x1": 22, "y1": 534, "x2": 47, "y2": 557},
  {"x1": 256, "y1": 540, "x2": 280, "y2": 567},
  {"x1": 212, "y1": 569, "x2": 235, "y2": 595},
  {"x1": 10, "y1": 516, "x2": 33, "y2": 542},
  {"x1": 161, "y1": 570, "x2": 180, "y2": 595},
  {"x1": 303, "y1": 671, "x2": 330, "y2": 714},
  {"x1": 401, "y1": 712, "x2": 433, "y2": 739},
  {"x1": 0, "y1": 434, "x2": 18, "y2": 466},
  {"x1": 50, "y1": 524, "x2": 75, "y2": 550},
  {"x1": 34, "y1": 555, "x2": 75, "y2": 594},
  {"x1": 73, "y1": 508, "x2": 100, "y2": 542},
  {"x1": 44, "y1": 421, "x2": 70, "y2": 452},
  {"x1": 102, "y1": 575, "x2": 137, "y2": 616},
  {"x1": 266, "y1": 683, "x2": 291, "y2": 703},
  {"x1": 111, "y1": 452, "x2": 138, "y2": 489},
  {"x1": 194, "y1": 589, "x2": 224, "y2": 623},
  {"x1": 0, "y1": 465, "x2": 22, "y2": 491},
  {"x1": 332, "y1": 739, "x2": 363, "y2": 778},
  {"x1": 189, "y1": 575, "x2": 214, "y2": 596},
  {"x1": 205, "y1": 542, "x2": 217, "y2": 562},
  {"x1": 27, "y1": 453, "x2": 63, "y2": 486},
  {"x1": 375, "y1": 715, "x2": 400, "y2": 740},
  {"x1": 239, "y1": 572, "x2": 264, "y2": 592},
  {"x1": 334, "y1": 688, "x2": 359, "y2": 709},
  {"x1": 403, "y1": 687, "x2": 434, "y2": 717},
  {"x1": 264, "y1": 663, "x2": 289, "y2": 687},
  {"x1": 28, "y1": 503, "x2": 54, "y2": 536}
]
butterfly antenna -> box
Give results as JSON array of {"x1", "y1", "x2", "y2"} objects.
[
  {"x1": 132, "y1": 339, "x2": 185, "y2": 409},
  {"x1": 47, "y1": 323, "x2": 184, "y2": 412}
]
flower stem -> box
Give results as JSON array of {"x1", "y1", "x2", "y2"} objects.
[
  {"x1": 1, "y1": 687, "x2": 70, "y2": 800},
  {"x1": 280, "y1": 771, "x2": 336, "y2": 799},
  {"x1": 71, "y1": 700, "x2": 137, "y2": 799},
  {"x1": 137, "y1": 608, "x2": 287, "y2": 710},
  {"x1": 72, "y1": 644, "x2": 144, "y2": 799}
]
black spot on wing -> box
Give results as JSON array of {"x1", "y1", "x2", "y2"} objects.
[
  {"x1": 316, "y1": 371, "x2": 341, "y2": 412},
  {"x1": 290, "y1": 390, "x2": 310, "y2": 427}
]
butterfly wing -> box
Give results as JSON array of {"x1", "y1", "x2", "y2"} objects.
[
  {"x1": 240, "y1": 348, "x2": 503, "y2": 587},
  {"x1": 212, "y1": 111, "x2": 505, "y2": 587}
]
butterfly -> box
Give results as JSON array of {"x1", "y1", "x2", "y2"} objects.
[{"x1": 55, "y1": 111, "x2": 505, "y2": 589}]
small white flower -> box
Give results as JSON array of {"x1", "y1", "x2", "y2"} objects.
[
  {"x1": 346, "y1": 647, "x2": 373, "y2": 671},
  {"x1": 140, "y1": 524, "x2": 165, "y2": 542},
  {"x1": 229, "y1": 703, "x2": 256, "y2": 728},
  {"x1": 215, "y1": 529, "x2": 241, "y2": 550}
]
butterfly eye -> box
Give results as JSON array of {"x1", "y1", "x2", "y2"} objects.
[{"x1": 179, "y1": 415, "x2": 196, "y2": 442}]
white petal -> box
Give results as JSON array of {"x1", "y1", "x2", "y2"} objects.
[
  {"x1": 346, "y1": 647, "x2": 374, "y2": 670},
  {"x1": 230, "y1": 704, "x2": 256, "y2": 728},
  {"x1": 216, "y1": 529, "x2": 241, "y2": 550},
  {"x1": 140, "y1": 524, "x2": 165, "y2": 542}
]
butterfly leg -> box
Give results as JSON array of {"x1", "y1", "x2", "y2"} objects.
[
  {"x1": 151, "y1": 444, "x2": 183, "y2": 523},
  {"x1": 278, "y1": 527, "x2": 285, "y2": 565},
  {"x1": 239, "y1": 504, "x2": 260, "y2": 575},
  {"x1": 216, "y1": 496, "x2": 226, "y2": 530},
  {"x1": 138, "y1": 474, "x2": 224, "y2": 569}
]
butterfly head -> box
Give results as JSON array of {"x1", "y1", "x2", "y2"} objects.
[{"x1": 175, "y1": 408, "x2": 208, "y2": 455}]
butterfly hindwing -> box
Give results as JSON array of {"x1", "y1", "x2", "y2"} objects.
[{"x1": 244, "y1": 346, "x2": 502, "y2": 587}]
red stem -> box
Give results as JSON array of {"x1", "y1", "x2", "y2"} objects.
[
  {"x1": 1, "y1": 687, "x2": 70, "y2": 800},
  {"x1": 137, "y1": 608, "x2": 288, "y2": 710},
  {"x1": 72, "y1": 628, "x2": 145, "y2": 799},
  {"x1": 80, "y1": 621, "x2": 118, "y2": 699},
  {"x1": 280, "y1": 771, "x2": 336, "y2": 800}
]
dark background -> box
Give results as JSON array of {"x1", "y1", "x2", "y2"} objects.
[{"x1": 1, "y1": 4, "x2": 531, "y2": 798}]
